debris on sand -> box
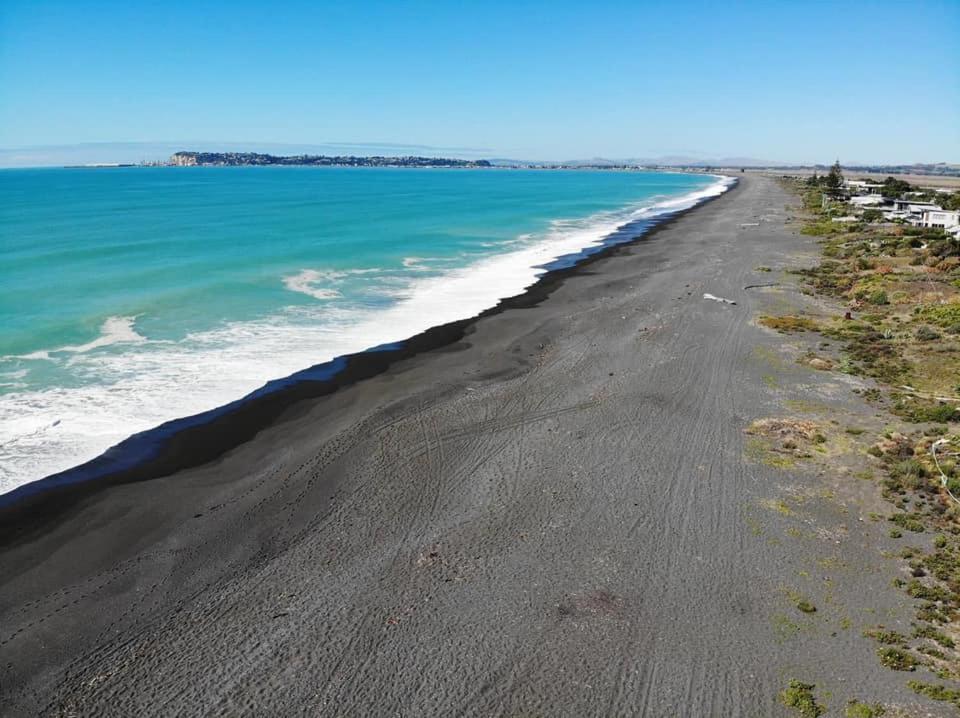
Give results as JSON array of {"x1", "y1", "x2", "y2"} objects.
[
  {"x1": 744, "y1": 282, "x2": 780, "y2": 290},
  {"x1": 704, "y1": 293, "x2": 737, "y2": 305},
  {"x1": 800, "y1": 355, "x2": 833, "y2": 371}
]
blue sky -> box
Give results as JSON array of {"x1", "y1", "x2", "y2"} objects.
[{"x1": 1, "y1": 0, "x2": 958, "y2": 165}]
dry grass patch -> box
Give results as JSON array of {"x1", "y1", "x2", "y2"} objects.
[
  {"x1": 759, "y1": 315, "x2": 821, "y2": 333},
  {"x1": 744, "y1": 418, "x2": 828, "y2": 468}
]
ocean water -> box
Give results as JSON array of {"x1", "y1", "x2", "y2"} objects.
[{"x1": 0, "y1": 166, "x2": 729, "y2": 494}]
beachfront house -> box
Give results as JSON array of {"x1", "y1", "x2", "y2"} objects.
[
  {"x1": 879, "y1": 199, "x2": 940, "y2": 224},
  {"x1": 889, "y1": 199, "x2": 940, "y2": 213},
  {"x1": 917, "y1": 208, "x2": 960, "y2": 230}
]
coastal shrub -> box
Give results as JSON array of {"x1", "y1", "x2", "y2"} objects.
[
  {"x1": 905, "y1": 580, "x2": 951, "y2": 602},
  {"x1": 913, "y1": 624, "x2": 955, "y2": 648},
  {"x1": 920, "y1": 304, "x2": 960, "y2": 329},
  {"x1": 889, "y1": 459, "x2": 928, "y2": 490},
  {"x1": 864, "y1": 628, "x2": 906, "y2": 645},
  {"x1": 779, "y1": 680, "x2": 824, "y2": 718},
  {"x1": 802, "y1": 221, "x2": 841, "y2": 237},
  {"x1": 889, "y1": 512, "x2": 925, "y2": 533},
  {"x1": 845, "y1": 701, "x2": 885, "y2": 718},
  {"x1": 892, "y1": 398, "x2": 960, "y2": 424},
  {"x1": 922, "y1": 550, "x2": 960, "y2": 585},
  {"x1": 876, "y1": 646, "x2": 919, "y2": 671},
  {"x1": 867, "y1": 290, "x2": 889, "y2": 305},
  {"x1": 907, "y1": 681, "x2": 960, "y2": 707},
  {"x1": 827, "y1": 325, "x2": 910, "y2": 383},
  {"x1": 928, "y1": 239, "x2": 958, "y2": 258}
]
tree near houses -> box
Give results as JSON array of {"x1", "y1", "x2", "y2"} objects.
[
  {"x1": 824, "y1": 160, "x2": 844, "y2": 195},
  {"x1": 881, "y1": 176, "x2": 913, "y2": 198}
]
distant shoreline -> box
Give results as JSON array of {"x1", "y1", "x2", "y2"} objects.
[{"x1": 39, "y1": 151, "x2": 959, "y2": 179}]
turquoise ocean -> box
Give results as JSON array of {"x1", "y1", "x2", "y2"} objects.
[{"x1": 0, "y1": 167, "x2": 729, "y2": 494}]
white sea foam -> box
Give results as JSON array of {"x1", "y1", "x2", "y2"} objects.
[
  {"x1": 0, "y1": 176, "x2": 733, "y2": 494},
  {"x1": 401, "y1": 256, "x2": 437, "y2": 270},
  {"x1": 282, "y1": 269, "x2": 343, "y2": 300},
  {"x1": 14, "y1": 316, "x2": 146, "y2": 360}
]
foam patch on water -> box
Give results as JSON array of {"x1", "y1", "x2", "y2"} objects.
[
  {"x1": 282, "y1": 269, "x2": 343, "y2": 300},
  {"x1": 0, "y1": 176, "x2": 733, "y2": 494},
  {"x1": 14, "y1": 316, "x2": 146, "y2": 360},
  {"x1": 402, "y1": 257, "x2": 431, "y2": 270}
]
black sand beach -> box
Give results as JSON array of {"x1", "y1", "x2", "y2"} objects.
[{"x1": 0, "y1": 176, "x2": 949, "y2": 716}]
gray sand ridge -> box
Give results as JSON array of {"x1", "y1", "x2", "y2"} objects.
[{"x1": 0, "y1": 176, "x2": 945, "y2": 716}]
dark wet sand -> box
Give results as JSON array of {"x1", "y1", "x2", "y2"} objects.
[{"x1": 0, "y1": 176, "x2": 946, "y2": 716}]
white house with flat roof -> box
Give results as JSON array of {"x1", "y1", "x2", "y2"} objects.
[
  {"x1": 890, "y1": 199, "x2": 940, "y2": 212},
  {"x1": 918, "y1": 208, "x2": 960, "y2": 230}
]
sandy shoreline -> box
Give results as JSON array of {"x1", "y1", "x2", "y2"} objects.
[
  {"x1": 0, "y1": 179, "x2": 730, "y2": 530},
  {"x1": 0, "y1": 176, "x2": 948, "y2": 716}
]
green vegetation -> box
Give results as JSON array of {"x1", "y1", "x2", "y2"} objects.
[
  {"x1": 876, "y1": 646, "x2": 919, "y2": 671},
  {"x1": 905, "y1": 579, "x2": 951, "y2": 602},
  {"x1": 864, "y1": 628, "x2": 906, "y2": 645},
  {"x1": 889, "y1": 512, "x2": 925, "y2": 533},
  {"x1": 777, "y1": 176, "x2": 960, "y2": 686},
  {"x1": 844, "y1": 700, "x2": 885, "y2": 718},
  {"x1": 779, "y1": 680, "x2": 825, "y2": 717},
  {"x1": 891, "y1": 397, "x2": 960, "y2": 424},
  {"x1": 759, "y1": 315, "x2": 821, "y2": 332},
  {"x1": 805, "y1": 161, "x2": 844, "y2": 196},
  {"x1": 907, "y1": 681, "x2": 960, "y2": 708},
  {"x1": 801, "y1": 221, "x2": 843, "y2": 237},
  {"x1": 919, "y1": 303, "x2": 960, "y2": 329},
  {"x1": 913, "y1": 624, "x2": 955, "y2": 649},
  {"x1": 880, "y1": 176, "x2": 912, "y2": 198}
]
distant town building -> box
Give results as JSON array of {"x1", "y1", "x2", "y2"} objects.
[
  {"x1": 170, "y1": 152, "x2": 199, "y2": 166},
  {"x1": 844, "y1": 179, "x2": 884, "y2": 194}
]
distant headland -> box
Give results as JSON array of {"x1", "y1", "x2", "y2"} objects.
[{"x1": 169, "y1": 151, "x2": 492, "y2": 168}]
